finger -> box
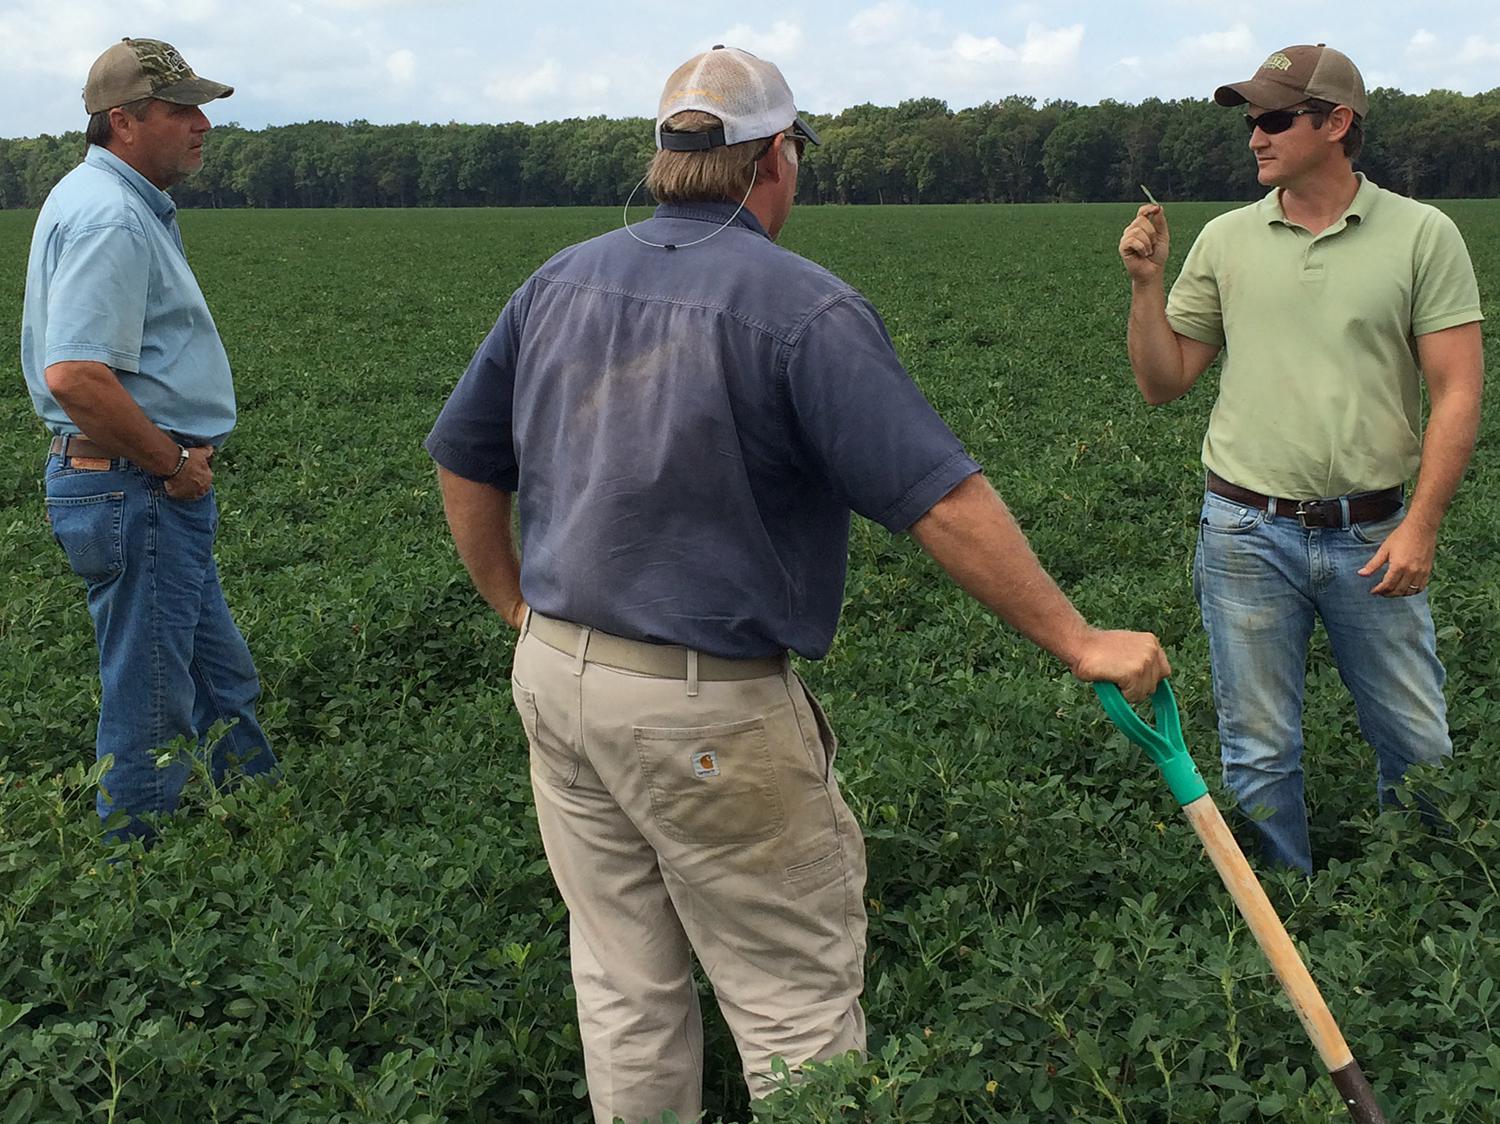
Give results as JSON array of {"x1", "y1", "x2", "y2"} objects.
[{"x1": 1357, "y1": 542, "x2": 1389, "y2": 577}]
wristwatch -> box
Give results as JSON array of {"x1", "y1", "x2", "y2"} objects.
[{"x1": 163, "y1": 446, "x2": 190, "y2": 479}]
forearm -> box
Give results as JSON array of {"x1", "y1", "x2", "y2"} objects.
[
  {"x1": 1126, "y1": 280, "x2": 1192, "y2": 405},
  {"x1": 910, "y1": 473, "x2": 1090, "y2": 669},
  {"x1": 1405, "y1": 391, "x2": 1481, "y2": 532},
  {"x1": 436, "y1": 466, "x2": 525, "y2": 627},
  {"x1": 45, "y1": 361, "x2": 182, "y2": 474}
]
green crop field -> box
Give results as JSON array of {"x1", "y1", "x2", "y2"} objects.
[{"x1": 2, "y1": 202, "x2": 1498, "y2": 1123}]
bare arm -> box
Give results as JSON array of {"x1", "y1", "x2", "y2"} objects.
[
  {"x1": 1119, "y1": 205, "x2": 1220, "y2": 405},
  {"x1": 909, "y1": 473, "x2": 1170, "y2": 701},
  {"x1": 45, "y1": 360, "x2": 214, "y2": 498},
  {"x1": 436, "y1": 465, "x2": 526, "y2": 628},
  {"x1": 1359, "y1": 321, "x2": 1484, "y2": 595}
]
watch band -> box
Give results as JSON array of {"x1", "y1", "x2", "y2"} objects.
[{"x1": 164, "y1": 446, "x2": 190, "y2": 479}]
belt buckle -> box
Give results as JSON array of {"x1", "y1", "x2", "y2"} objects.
[{"x1": 1293, "y1": 500, "x2": 1318, "y2": 528}]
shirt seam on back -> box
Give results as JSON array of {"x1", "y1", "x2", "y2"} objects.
[
  {"x1": 529, "y1": 270, "x2": 853, "y2": 347},
  {"x1": 772, "y1": 291, "x2": 873, "y2": 475}
]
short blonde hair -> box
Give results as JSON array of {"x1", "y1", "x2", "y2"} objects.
[{"x1": 647, "y1": 111, "x2": 767, "y2": 203}]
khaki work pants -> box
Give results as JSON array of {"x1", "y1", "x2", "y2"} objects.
[{"x1": 511, "y1": 616, "x2": 868, "y2": 1124}]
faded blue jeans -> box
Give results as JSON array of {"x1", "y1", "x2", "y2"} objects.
[
  {"x1": 1193, "y1": 490, "x2": 1451, "y2": 873},
  {"x1": 44, "y1": 454, "x2": 276, "y2": 841}
]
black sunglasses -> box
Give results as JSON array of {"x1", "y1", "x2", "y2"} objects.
[
  {"x1": 752, "y1": 131, "x2": 808, "y2": 166},
  {"x1": 1244, "y1": 107, "x2": 1324, "y2": 135}
]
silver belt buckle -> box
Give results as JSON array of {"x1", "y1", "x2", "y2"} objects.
[{"x1": 1294, "y1": 500, "x2": 1317, "y2": 528}]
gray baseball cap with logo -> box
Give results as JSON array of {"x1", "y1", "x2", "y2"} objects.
[
  {"x1": 83, "y1": 38, "x2": 233, "y2": 114},
  {"x1": 1214, "y1": 44, "x2": 1367, "y2": 119}
]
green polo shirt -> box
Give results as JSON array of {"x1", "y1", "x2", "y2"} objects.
[{"x1": 1166, "y1": 174, "x2": 1483, "y2": 499}]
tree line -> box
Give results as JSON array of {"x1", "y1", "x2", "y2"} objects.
[{"x1": 2, "y1": 87, "x2": 1497, "y2": 211}]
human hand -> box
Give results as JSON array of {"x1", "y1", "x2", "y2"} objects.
[
  {"x1": 502, "y1": 597, "x2": 529, "y2": 630},
  {"x1": 1119, "y1": 204, "x2": 1170, "y2": 284},
  {"x1": 163, "y1": 445, "x2": 215, "y2": 501},
  {"x1": 1359, "y1": 517, "x2": 1436, "y2": 597},
  {"x1": 1068, "y1": 628, "x2": 1172, "y2": 704}
]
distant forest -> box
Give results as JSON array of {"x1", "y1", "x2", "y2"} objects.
[{"x1": 2, "y1": 87, "x2": 1497, "y2": 210}]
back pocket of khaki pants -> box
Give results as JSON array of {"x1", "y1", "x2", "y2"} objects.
[{"x1": 634, "y1": 717, "x2": 785, "y2": 844}]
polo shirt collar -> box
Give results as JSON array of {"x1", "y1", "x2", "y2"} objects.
[
  {"x1": 85, "y1": 145, "x2": 177, "y2": 222},
  {"x1": 653, "y1": 201, "x2": 770, "y2": 240},
  {"x1": 1259, "y1": 171, "x2": 1374, "y2": 230}
]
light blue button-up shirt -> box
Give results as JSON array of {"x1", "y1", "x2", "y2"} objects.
[{"x1": 20, "y1": 145, "x2": 236, "y2": 442}]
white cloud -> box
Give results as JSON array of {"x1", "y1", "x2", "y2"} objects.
[
  {"x1": 1407, "y1": 29, "x2": 1438, "y2": 54},
  {"x1": 1458, "y1": 34, "x2": 1500, "y2": 64},
  {"x1": 485, "y1": 60, "x2": 561, "y2": 106},
  {"x1": 952, "y1": 33, "x2": 1016, "y2": 66},
  {"x1": 719, "y1": 19, "x2": 804, "y2": 58},
  {"x1": 0, "y1": 0, "x2": 122, "y2": 82},
  {"x1": 947, "y1": 23, "x2": 1082, "y2": 72},
  {"x1": 480, "y1": 56, "x2": 613, "y2": 114},
  {"x1": 385, "y1": 48, "x2": 415, "y2": 84},
  {"x1": 1179, "y1": 22, "x2": 1257, "y2": 60},
  {"x1": 849, "y1": 1, "x2": 925, "y2": 48},
  {"x1": 1018, "y1": 22, "x2": 1083, "y2": 68}
]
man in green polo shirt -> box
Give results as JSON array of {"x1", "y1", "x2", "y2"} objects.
[{"x1": 1116, "y1": 43, "x2": 1484, "y2": 872}]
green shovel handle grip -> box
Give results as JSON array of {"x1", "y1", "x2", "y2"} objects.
[{"x1": 1093, "y1": 680, "x2": 1209, "y2": 806}]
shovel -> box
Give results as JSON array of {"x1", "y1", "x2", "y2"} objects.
[{"x1": 1094, "y1": 680, "x2": 1386, "y2": 1123}]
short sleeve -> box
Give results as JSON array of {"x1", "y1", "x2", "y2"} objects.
[
  {"x1": 424, "y1": 289, "x2": 526, "y2": 488},
  {"x1": 1165, "y1": 230, "x2": 1226, "y2": 348},
  {"x1": 1411, "y1": 212, "x2": 1484, "y2": 337},
  {"x1": 45, "y1": 223, "x2": 149, "y2": 371},
  {"x1": 784, "y1": 294, "x2": 980, "y2": 532}
]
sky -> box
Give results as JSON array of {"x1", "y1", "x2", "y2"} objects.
[{"x1": 3, "y1": 0, "x2": 1499, "y2": 138}]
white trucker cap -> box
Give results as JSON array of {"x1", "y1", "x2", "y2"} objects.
[{"x1": 655, "y1": 45, "x2": 820, "y2": 151}]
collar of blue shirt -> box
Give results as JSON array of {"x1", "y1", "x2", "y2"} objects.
[
  {"x1": 84, "y1": 144, "x2": 177, "y2": 222},
  {"x1": 652, "y1": 200, "x2": 770, "y2": 240}
]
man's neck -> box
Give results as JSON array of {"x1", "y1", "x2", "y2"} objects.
[{"x1": 1277, "y1": 165, "x2": 1360, "y2": 235}]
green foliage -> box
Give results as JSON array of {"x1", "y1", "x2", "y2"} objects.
[
  {"x1": 4, "y1": 86, "x2": 1500, "y2": 209},
  {"x1": 1, "y1": 203, "x2": 1498, "y2": 1121}
]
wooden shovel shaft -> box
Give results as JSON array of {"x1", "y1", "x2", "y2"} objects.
[{"x1": 1181, "y1": 794, "x2": 1387, "y2": 1124}]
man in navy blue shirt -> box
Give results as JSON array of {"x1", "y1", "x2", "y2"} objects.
[{"x1": 428, "y1": 45, "x2": 1169, "y2": 1124}]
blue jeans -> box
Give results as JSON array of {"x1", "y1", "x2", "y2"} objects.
[
  {"x1": 44, "y1": 455, "x2": 276, "y2": 841},
  {"x1": 1193, "y1": 490, "x2": 1450, "y2": 873}
]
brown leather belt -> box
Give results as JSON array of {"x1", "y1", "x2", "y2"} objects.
[
  {"x1": 49, "y1": 434, "x2": 113, "y2": 459},
  {"x1": 48, "y1": 434, "x2": 119, "y2": 469},
  {"x1": 526, "y1": 612, "x2": 786, "y2": 681},
  {"x1": 1207, "y1": 471, "x2": 1402, "y2": 529}
]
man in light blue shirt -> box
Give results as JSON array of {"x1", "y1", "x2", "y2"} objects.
[{"x1": 20, "y1": 37, "x2": 275, "y2": 843}]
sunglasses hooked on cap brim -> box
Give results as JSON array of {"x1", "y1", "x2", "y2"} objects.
[{"x1": 660, "y1": 114, "x2": 821, "y2": 152}]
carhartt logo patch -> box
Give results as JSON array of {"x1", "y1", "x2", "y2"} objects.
[
  {"x1": 691, "y1": 750, "x2": 720, "y2": 778},
  {"x1": 1262, "y1": 53, "x2": 1293, "y2": 72}
]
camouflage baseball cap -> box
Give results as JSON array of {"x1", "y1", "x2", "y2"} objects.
[
  {"x1": 1214, "y1": 44, "x2": 1367, "y2": 119},
  {"x1": 83, "y1": 38, "x2": 233, "y2": 114}
]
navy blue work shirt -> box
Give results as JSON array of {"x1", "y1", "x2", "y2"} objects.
[{"x1": 425, "y1": 202, "x2": 980, "y2": 659}]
